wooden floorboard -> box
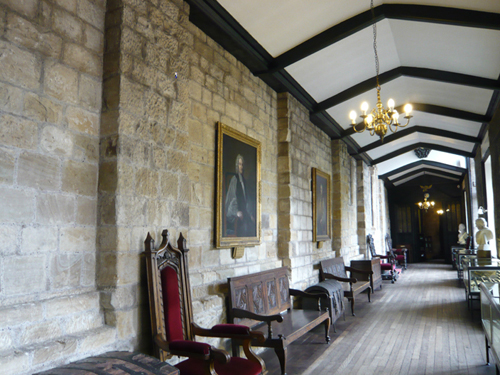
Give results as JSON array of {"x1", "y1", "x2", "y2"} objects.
[{"x1": 258, "y1": 261, "x2": 497, "y2": 375}]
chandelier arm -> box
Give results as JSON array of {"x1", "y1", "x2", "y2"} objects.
[{"x1": 352, "y1": 123, "x2": 366, "y2": 133}]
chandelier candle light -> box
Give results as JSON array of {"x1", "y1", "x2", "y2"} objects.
[
  {"x1": 349, "y1": 0, "x2": 413, "y2": 141},
  {"x1": 418, "y1": 193, "x2": 435, "y2": 211}
]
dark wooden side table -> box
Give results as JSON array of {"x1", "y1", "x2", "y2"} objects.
[{"x1": 35, "y1": 351, "x2": 179, "y2": 375}]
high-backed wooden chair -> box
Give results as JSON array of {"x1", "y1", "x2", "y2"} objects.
[
  {"x1": 367, "y1": 234, "x2": 398, "y2": 283},
  {"x1": 144, "y1": 230, "x2": 267, "y2": 375},
  {"x1": 385, "y1": 234, "x2": 407, "y2": 270}
]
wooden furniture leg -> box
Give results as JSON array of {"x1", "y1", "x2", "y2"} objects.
[{"x1": 274, "y1": 345, "x2": 287, "y2": 375}]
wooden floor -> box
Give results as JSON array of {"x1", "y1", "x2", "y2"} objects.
[{"x1": 259, "y1": 261, "x2": 497, "y2": 375}]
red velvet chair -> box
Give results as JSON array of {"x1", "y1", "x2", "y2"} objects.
[
  {"x1": 144, "y1": 230, "x2": 267, "y2": 375},
  {"x1": 385, "y1": 234, "x2": 407, "y2": 270},
  {"x1": 367, "y1": 234, "x2": 398, "y2": 283}
]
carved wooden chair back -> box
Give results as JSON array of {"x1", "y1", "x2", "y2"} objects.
[
  {"x1": 144, "y1": 229, "x2": 194, "y2": 361},
  {"x1": 319, "y1": 257, "x2": 349, "y2": 281}
]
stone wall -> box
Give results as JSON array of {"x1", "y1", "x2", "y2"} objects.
[
  {"x1": 0, "y1": 0, "x2": 116, "y2": 374},
  {"x1": 0, "y1": 0, "x2": 391, "y2": 373}
]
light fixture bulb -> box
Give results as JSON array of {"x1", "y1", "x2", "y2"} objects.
[
  {"x1": 366, "y1": 114, "x2": 373, "y2": 124},
  {"x1": 388, "y1": 98, "x2": 395, "y2": 110},
  {"x1": 349, "y1": 110, "x2": 357, "y2": 123},
  {"x1": 392, "y1": 110, "x2": 399, "y2": 121},
  {"x1": 361, "y1": 102, "x2": 369, "y2": 113},
  {"x1": 404, "y1": 103, "x2": 413, "y2": 116}
]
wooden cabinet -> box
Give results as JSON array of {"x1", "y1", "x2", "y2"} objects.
[{"x1": 351, "y1": 258, "x2": 382, "y2": 292}]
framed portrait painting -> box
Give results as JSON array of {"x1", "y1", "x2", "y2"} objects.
[
  {"x1": 216, "y1": 122, "x2": 261, "y2": 248},
  {"x1": 312, "y1": 168, "x2": 331, "y2": 242}
]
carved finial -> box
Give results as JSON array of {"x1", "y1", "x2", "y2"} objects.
[
  {"x1": 144, "y1": 232, "x2": 154, "y2": 253},
  {"x1": 162, "y1": 229, "x2": 169, "y2": 244},
  {"x1": 178, "y1": 233, "x2": 188, "y2": 253}
]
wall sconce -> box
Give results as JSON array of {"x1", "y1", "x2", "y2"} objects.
[
  {"x1": 437, "y1": 209, "x2": 444, "y2": 215},
  {"x1": 478, "y1": 206, "x2": 487, "y2": 215}
]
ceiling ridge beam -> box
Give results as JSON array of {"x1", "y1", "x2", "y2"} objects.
[
  {"x1": 355, "y1": 126, "x2": 480, "y2": 153},
  {"x1": 371, "y1": 142, "x2": 474, "y2": 165},
  {"x1": 379, "y1": 160, "x2": 467, "y2": 179},
  {"x1": 314, "y1": 67, "x2": 500, "y2": 112},
  {"x1": 256, "y1": 4, "x2": 500, "y2": 75}
]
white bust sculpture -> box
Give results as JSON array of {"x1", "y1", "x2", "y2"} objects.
[
  {"x1": 476, "y1": 218, "x2": 494, "y2": 250},
  {"x1": 457, "y1": 223, "x2": 468, "y2": 245}
]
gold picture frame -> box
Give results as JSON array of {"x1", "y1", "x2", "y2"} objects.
[
  {"x1": 312, "y1": 168, "x2": 331, "y2": 242},
  {"x1": 216, "y1": 122, "x2": 261, "y2": 248}
]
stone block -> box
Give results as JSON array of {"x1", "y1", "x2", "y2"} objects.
[
  {"x1": 0, "y1": 40, "x2": 42, "y2": 89},
  {"x1": 62, "y1": 160, "x2": 98, "y2": 196},
  {"x1": 18, "y1": 151, "x2": 60, "y2": 190},
  {"x1": 116, "y1": 196, "x2": 147, "y2": 226},
  {"x1": 73, "y1": 133, "x2": 99, "y2": 163},
  {"x1": 79, "y1": 74, "x2": 102, "y2": 112},
  {"x1": 44, "y1": 61, "x2": 79, "y2": 104},
  {"x1": 63, "y1": 43, "x2": 102, "y2": 77},
  {"x1": 66, "y1": 106, "x2": 99, "y2": 136},
  {"x1": 53, "y1": 0, "x2": 77, "y2": 13},
  {"x1": 77, "y1": 0, "x2": 105, "y2": 31},
  {"x1": 50, "y1": 253, "x2": 82, "y2": 289},
  {"x1": 60, "y1": 226, "x2": 96, "y2": 252},
  {"x1": 5, "y1": 13, "x2": 62, "y2": 58},
  {"x1": 101, "y1": 285, "x2": 138, "y2": 310},
  {"x1": 76, "y1": 196, "x2": 97, "y2": 225},
  {"x1": 78, "y1": 326, "x2": 116, "y2": 353},
  {"x1": 45, "y1": 293, "x2": 100, "y2": 318},
  {"x1": 36, "y1": 193, "x2": 75, "y2": 224},
  {"x1": 120, "y1": 77, "x2": 145, "y2": 117},
  {"x1": 116, "y1": 252, "x2": 141, "y2": 285},
  {"x1": 0, "y1": 82, "x2": 24, "y2": 115},
  {"x1": 0, "y1": 302, "x2": 43, "y2": 329},
  {"x1": 0, "y1": 350, "x2": 30, "y2": 375},
  {"x1": 0, "y1": 113, "x2": 38, "y2": 150},
  {"x1": 0, "y1": 330, "x2": 12, "y2": 352},
  {"x1": 4, "y1": 255, "x2": 46, "y2": 295},
  {"x1": 53, "y1": 7, "x2": 82, "y2": 42},
  {"x1": 23, "y1": 92, "x2": 63, "y2": 124},
  {"x1": 81, "y1": 253, "x2": 96, "y2": 287},
  {"x1": 0, "y1": 146, "x2": 15, "y2": 185},
  {"x1": 83, "y1": 23, "x2": 104, "y2": 53},
  {"x1": 0, "y1": 225, "x2": 19, "y2": 256},
  {"x1": 32, "y1": 337, "x2": 78, "y2": 365},
  {"x1": 21, "y1": 226, "x2": 58, "y2": 254},
  {"x1": 0, "y1": 187, "x2": 35, "y2": 224},
  {"x1": 135, "y1": 168, "x2": 159, "y2": 197},
  {"x1": 64, "y1": 310, "x2": 103, "y2": 335},
  {"x1": 40, "y1": 125, "x2": 74, "y2": 157},
  {"x1": 21, "y1": 319, "x2": 63, "y2": 346}
]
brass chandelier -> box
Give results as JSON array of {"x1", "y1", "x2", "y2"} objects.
[
  {"x1": 418, "y1": 193, "x2": 435, "y2": 211},
  {"x1": 349, "y1": 0, "x2": 413, "y2": 142}
]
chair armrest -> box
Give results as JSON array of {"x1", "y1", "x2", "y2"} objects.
[
  {"x1": 345, "y1": 266, "x2": 373, "y2": 275},
  {"x1": 192, "y1": 322, "x2": 266, "y2": 343},
  {"x1": 323, "y1": 272, "x2": 357, "y2": 283},
  {"x1": 374, "y1": 254, "x2": 389, "y2": 259},
  {"x1": 154, "y1": 336, "x2": 230, "y2": 364},
  {"x1": 289, "y1": 288, "x2": 328, "y2": 300},
  {"x1": 232, "y1": 308, "x2": 284, "y2": 323}
]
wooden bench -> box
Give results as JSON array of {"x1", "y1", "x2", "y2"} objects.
[
  {"x1": 227, "y1": 267, "x2": 330, "y2": 375},
  {"x1": 320, "y1": 257, "x2": 373, "y2": 316}
]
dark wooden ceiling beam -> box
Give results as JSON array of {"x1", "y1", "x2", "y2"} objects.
[
  {"x1": 371, "y1": 142, "x2": 474, "y2": 165},
  {"x1": 314, "y1": 67, "x2": 500, "y2": 113},
  {"x1": 354, "y1": 126, "x2": 480, "y2": 154},
  {"x1": 256, "y1": 4, "x2": 500, "y2": 75},
  {"x1": 390, "y1": 168, "x2": 462, "y2": 184},
  {"x1": 342, "y1": 103, "x2": 489, "y2": 138},
  {"x1": 379, "y1": 160, "x2": 467, "y2": 179}
]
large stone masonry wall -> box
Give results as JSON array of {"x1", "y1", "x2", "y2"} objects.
[
  {"x1": 99, "y1": 0, "x2": 280, "y2": 358},
  {"x1": 0, "y1": 0, "x2": 115, "y2": 374}
]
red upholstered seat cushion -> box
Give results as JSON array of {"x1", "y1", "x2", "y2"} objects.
[
  {"x1": 175, "y1": 357, "x2": 262, "y2": 375},
  {"x1": 380, "y1": 263, "x2": 396, "y2": 271},
  {"x1": 211, "y1": 324, "x2": 250, "y2": 335},
  {"x1": 395, "y1": 255, "x2": 405, "y2": 261},
  {"x1": 169, "y1": 340, "x2": 211, "y2": 355}
]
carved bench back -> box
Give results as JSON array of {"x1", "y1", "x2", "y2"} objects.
[
  {"x1": 319, "y1": 257, "x2": 348, "y2": 281},
  {"x1": 228, "y1": 267, "x2": 291, "y2": 327}
]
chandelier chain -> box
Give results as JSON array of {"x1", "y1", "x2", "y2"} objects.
[{"x1": 370, "y1": 0, "x2": 380, "y2": 89}]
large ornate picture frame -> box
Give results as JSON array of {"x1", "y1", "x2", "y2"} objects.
[
  {"x1": 312, "y1": 168, "x2": 331, "y2": 242},
  {"x1": 216, "y1": 122, "x2": 261, "y2": 248}
]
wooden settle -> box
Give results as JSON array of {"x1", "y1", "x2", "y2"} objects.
[
  {"x1": 350, "y1": 258, "x2": 382, "y2": 292},
  {"x1": 319, "y1": 257, "x2": 373, "y2": 316},
  {"x1": 227, "y1": 267, "x2": 331, "y2": 375}
]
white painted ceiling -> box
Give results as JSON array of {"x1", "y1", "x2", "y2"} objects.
[{"x1": 187, "y1": 0, "x2": 500, "y2": 187}]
